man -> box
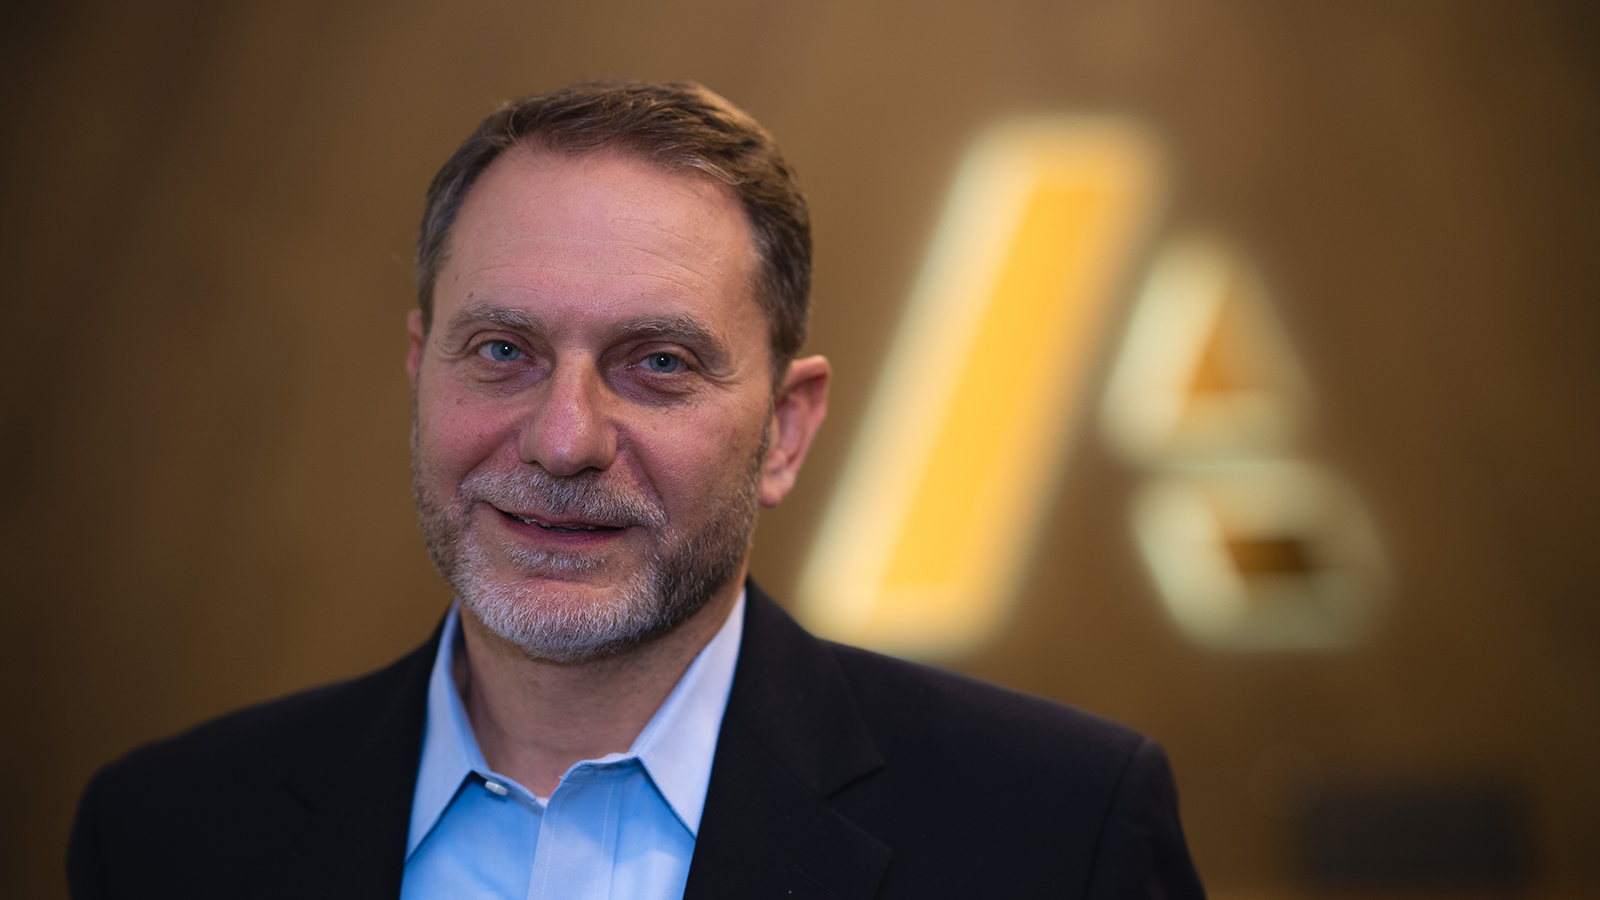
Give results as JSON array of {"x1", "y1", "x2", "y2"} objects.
[{"x1": 68, "y1": 81, "x2": 1205, "y2": 899}]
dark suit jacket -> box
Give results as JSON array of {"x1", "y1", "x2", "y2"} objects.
[{"x1": 69, "y1": 581, "x2": 1205, "y2": 898}]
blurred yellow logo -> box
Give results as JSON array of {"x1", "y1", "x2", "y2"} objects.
[{"x1": 799, "y1": 117, "x2": 1386, "y2": 659}]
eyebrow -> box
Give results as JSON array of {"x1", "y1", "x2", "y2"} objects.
[
  {"x1": 616, "y1": 314, "x2": 721, "y2": 348},
  {"x1": 441, "y1": 304, "x2": 544, "y2": 338},
  {"x1": 441, "y1": 304, "x2": 732, "y2": 368}
]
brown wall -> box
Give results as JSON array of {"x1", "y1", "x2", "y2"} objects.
[{"x1": 3, "y1": 1, "x2": 1597, "y2": 897}]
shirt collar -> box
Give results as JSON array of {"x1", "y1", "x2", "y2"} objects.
[
  {"x1": 406, "y1": 589, "x2": 745, "y2": 858},
  {"x1": 626, "y1": 588, "x2": 744, "y2": 835}
]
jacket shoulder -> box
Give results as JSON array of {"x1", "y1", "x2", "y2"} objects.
[
  {"x1": 821, "y1": 642, "x2": 1202, "y2": 896},
  {"x1": 90, "y1": 638, "x2": 433, "y2": 791},
  {"x1": 826, "y1": 639, "x2": 1144, "y2": 771},
  {"x1": 69, "y1": 635, "x2": 437, "y2": 900}
]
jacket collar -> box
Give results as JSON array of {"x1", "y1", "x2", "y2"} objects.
[{"x1": 686, "y1": 579, "x2": 891, "y2": 900}]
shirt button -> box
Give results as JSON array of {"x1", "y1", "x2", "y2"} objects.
[{"x1": 484, "y1": 780, "x2": 509, "y2": 796}]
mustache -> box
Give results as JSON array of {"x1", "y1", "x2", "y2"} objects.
[{"x1": 460, "y1": 467, "x2": 668, "y2": 530}]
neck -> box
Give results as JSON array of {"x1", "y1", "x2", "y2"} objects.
[{"x1": 454, "y1": 572, "x2": 744, "y2": 797}]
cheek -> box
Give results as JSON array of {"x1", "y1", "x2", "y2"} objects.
[
  {"x1": 633, "y1": 399, "x2": 769, "y2": 504},
  {"x1": 415, "y1": 381, "x2": 519, "y2": 478}
]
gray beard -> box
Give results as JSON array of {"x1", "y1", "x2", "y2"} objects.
[{"x1": 412, "y1": 424, "x2": 766, "y2": 663}]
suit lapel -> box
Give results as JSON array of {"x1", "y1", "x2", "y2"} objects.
[
  {"x1": 686, "y1": 581, "x2": 892, "y2": 900},
  {"x1": 258, "y1": 624, "x2": 440, "y2": 900}
]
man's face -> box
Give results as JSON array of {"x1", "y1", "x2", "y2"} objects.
[{"x1": 407, "y1": 147, "x2": 795, "y2": 662}]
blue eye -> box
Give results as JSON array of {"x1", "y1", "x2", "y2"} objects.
[
  {"x1": 480, "y1": 341, "x2": 523, "y2": 362},
  {"x1": 643, "y1": 353, "x2": 683, "y2": 373}
]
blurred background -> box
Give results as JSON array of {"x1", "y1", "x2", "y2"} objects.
[{"x1": 3, "y1": 1, "x2": 1597, "y2": 897}]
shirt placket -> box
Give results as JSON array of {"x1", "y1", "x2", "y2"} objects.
[{"x1": 524, "y1": 759, "x2": 639, "y2": 900}]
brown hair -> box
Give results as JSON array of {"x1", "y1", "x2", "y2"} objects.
[{"x1": 416, "y1": 80, "x2": 811, "y2": 383}]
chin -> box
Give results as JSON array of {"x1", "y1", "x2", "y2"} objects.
[{"x1": 458, "y1": 566, "x2": 693, "y2": 663}]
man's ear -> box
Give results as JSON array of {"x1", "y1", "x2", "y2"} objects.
[
  {"x1": 760, "y1": 355, "x2": 831, "y2": 508},
  {"x1": 406, "y1": 309, "x2": 425, "y2": 384}
]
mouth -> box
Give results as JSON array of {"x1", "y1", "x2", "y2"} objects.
[{"x1": 498, "y1": 508, "x2": 626, "y2": 534}]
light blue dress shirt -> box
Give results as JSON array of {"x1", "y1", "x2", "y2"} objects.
[{"x1": 400, "y1": 591, "x2": 745, "y2": 900}]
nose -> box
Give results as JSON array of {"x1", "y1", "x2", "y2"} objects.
[{"x1": 516, "y1": 361, "x2": 618, "y2": 477}]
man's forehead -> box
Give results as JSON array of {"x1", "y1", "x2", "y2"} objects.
[
  {"x1": 437, "y1": 146, "x2": 760, "y2": 295},
  {"x1": 427, "y1": 147, "x2": 769, "y2": 367},
  {"x1": 456, "y1": 145, "x2": 752, "y2": 243}
]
